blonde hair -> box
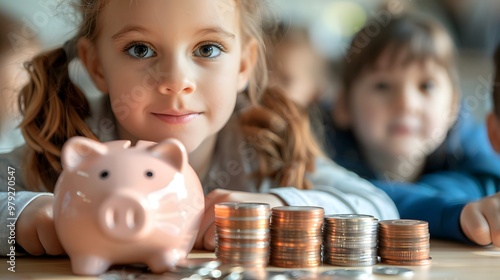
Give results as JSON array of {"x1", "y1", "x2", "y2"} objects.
[{"x1": 20, "y1": 0, "x2": 322, "y2": 191}]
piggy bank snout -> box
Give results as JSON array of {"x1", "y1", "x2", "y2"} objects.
[{"x1": 98, "y1": 193, "x2": 150, "y2": 242}]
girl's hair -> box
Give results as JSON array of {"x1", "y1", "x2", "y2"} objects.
[
  {"x1": 342, "y1": 14, "x2": 459, "y2": 97},
  {"x1": 19, "y1": 1, "x2": 104, "y2": 191},
  {"x1": 237, "y1": 1, "x2": 322, "y2": 189},
  {"x1": 20, "y1": 0, "x2": 322, "y2": 191}
]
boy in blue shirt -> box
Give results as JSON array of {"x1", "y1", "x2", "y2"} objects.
[{"x1": 326, "y1": 15, "x2": 500, "y2": 245}]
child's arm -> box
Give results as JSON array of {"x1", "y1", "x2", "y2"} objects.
[
  {"x1": 373, "y1": 178, "x2": 472, "y2": 243},
  {"x1": 0, "y1": 147, "x2": 64, "y2": 256},
  {"x1": 195, "y1": 189, "x2": 285, "y2": 250},
  {"x1": 460, "y1": 192, "x2": 500, "y2": 246},
  {"x1": 195, "y1": 157, "x2": 400, "y2": 250},
  {"x1": 276, "y1": 157, "x2": 401, "y2": 220},
  {"x1": 373, "y1": 170, "x2": 500, "y2": 244},
  {"x1": 0, "y1": 192, "x2": 63, "y2": 255}
]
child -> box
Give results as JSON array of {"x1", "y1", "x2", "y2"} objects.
[
  {"x1": 0, "y1": 0, "x2": 398, "y2": 256},
  {"x1": 265, "y1": 23, "x2": 332, "y2": 151},
  {"x1": 474, "y1": 45, "x2": 500, "y2": 246},
  {"x1": 326, "y1": 14, "x2": 500, "y2": 244},
  {"x1": 266, "y1": 23, "x2": 329, "y2": 108}
]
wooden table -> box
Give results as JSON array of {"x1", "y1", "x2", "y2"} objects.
[{"x1": 1, "y1": 239, "x2": 499, "y2": 279}]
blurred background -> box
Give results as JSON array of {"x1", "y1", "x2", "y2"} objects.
[
  {"x1": 0, "y1": 0, "x2": 499, "y2": 150},
  {"x1": 270, "y1": 0, "x2": 500, "y2": 121}
]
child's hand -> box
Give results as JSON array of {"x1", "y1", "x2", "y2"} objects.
[
  {"x1": 16, "y1": 195, "x2": 65, "y2": 255},
  {"x1": 194, "y1": 189, "x2": 285, "y2": 251},
  {"x1": 460, "y1": 193, "x2": 500, "y2": 246}
]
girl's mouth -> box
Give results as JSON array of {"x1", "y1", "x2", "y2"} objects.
[{"x1": 152, "y1": 112, "x2": 201, "y2": 124}]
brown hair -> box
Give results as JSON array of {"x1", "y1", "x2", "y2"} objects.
[
  {"x1": 342, "y1": 14, "x2": 458, "y2": 97},
  {"x1": 19, "y1": 1, "x2": 105, "y2": 190},
  {"x1": 492, "y1": 45, "x2": 500, "y2": 117},
  {"x1": 237, "y1": 1, "x2": 322, "y2": 189},
  {"x1": 20, "y1": 0, "x2": 322, "y2": 191}
]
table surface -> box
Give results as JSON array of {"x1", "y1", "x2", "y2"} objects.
[{"x1": 0, "y1": 239, "x2": 499, "y2": 280}]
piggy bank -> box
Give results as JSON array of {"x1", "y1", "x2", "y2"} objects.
[{"x1": 53, "y1": 136, "x2": 204, "y2": 275}]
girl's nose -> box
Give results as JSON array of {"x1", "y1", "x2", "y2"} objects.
[
  {"x1": 394, "y1": 87, "x2": 420, "y2": 114},
  {"x1": 155, "y1": 57, "x2": 196, "y2": 95}
]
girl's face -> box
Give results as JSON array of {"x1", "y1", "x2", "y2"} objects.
[
  {"x1": 271, "y1": 43, "x2": 319, "y2": 107},
  {"x1": 80, "y1": 0, "x2": 255, "y2": 152},
  {"x1": 0, "y1": 48, "x2": 34, "y2": 122},
  {"x1": 346, "y1": 50, "x2": 457, "y2": 162}
]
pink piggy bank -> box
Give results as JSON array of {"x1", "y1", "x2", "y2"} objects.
[{"x1": 53, "y1": 136, "x2": 204, "y2": 275}]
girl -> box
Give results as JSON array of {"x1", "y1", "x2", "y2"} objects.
[
  {"x1": 0, "y1": 0, "x2": 398, "y2": 257},
  {"x1": 326, "y1": 14, "x2": 500, "y2": 244},
  {"x1": 266, "y1": 23, "x2": 329, "y2": 108},
  {"x1": 473, "y1": 44, "x2": 500, "y2": 247}
]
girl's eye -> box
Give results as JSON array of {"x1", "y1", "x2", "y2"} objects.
[
  {"x1": 193, "y1": 44, "x2": 223, "y2": 59},
  {"x1": 374, "y1": 82, "x2": 390, "y2": 91},
  {"x1": 125, "y1": 43, "x2": 156, "y2": 59},
  {"x1": 420, "y1": 80, "x2": 436, "y2": 92}
]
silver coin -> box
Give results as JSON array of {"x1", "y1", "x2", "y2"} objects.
[
  {"x1": 321, "y1": 269, "x2": 370, "y2": 279},
  {"x1": 222, "y1": 271, "x2": 243, "y2": 280},
  {"x1": 175, "y1": 258, "x2": 221, "y2": 272},
  {"x1": 283, "y1": 270, "x2": 313, "y2": 279},
  {"x1": 373, "y1": 267, "x2": 414, "y2": 277}
]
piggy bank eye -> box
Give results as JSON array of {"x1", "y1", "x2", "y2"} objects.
[
  {"x1": 145, "y1": 170, "x2": 154, "y2": 178},
  {"x1": 100, "y1": 170, "x2": 109, "y2": 179}
]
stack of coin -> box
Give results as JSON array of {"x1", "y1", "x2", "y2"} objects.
[
  {"x1": 214, "y1": 202, "x2": 270, "y2": 267},
  {"x1": 270, "y1": 206, "x2": 324, "y2": 268},
  {"x1": 378, "y1": 219, "x2": 432, "y2": 265},
  {"x1": 322, "y1": 214, "x2": 378, "y2": 266}
]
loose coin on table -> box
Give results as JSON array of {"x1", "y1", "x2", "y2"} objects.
[
  {"x1": 321, "y1": 269, "x2": 371, "y2": 280},
  {"x1": 373, "y1": 266, "x2": 415, "y2": 277}
]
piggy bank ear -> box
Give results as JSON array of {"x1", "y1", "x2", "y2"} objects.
[
  {"x1": 148, "y1": 138, "x2": 187, "y2": 172},
  {"x1": 62, "y1": 136, "x2": 108, "y2": 172}
]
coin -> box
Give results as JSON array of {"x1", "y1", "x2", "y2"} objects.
[
  {"x1": 378, "y1": 219, "x2": 432, "y2": 266},
  {"x1": 380, "y1": 258, "x2": 432, "y2": 266},
  {"x1": 373, "y1": 266, "x2": 415, "y2": 277},
  {"x1": 174, "y1": 258, "x2": 221, "y2": 272},
  {"x1": 321, "y1": 269, "x2": 371, "y2": 280},
  {"x1": 215, "y1": 203, "x2": 271, "y2": 267},
  {"x1": 323, "y1": 214, "x2": 378, "y2": 266},
  {"x1": 270, "y1": 206, "x2": 324, "y2": 268}
]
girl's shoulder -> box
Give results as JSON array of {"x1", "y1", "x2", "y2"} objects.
[
  {"x1": 0, "y1": 144, "x2": 27, "y2": 190},
  {"x1": 308, "y1": 156, "x2": 365, "y2": 184},
  {"x1": 0, "y1": 144, "x2": 26, "y2": 167}
]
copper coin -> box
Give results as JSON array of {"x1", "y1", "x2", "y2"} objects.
[{"x1": 380, "y1": 257, "x2": 432, "y2": 266}]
